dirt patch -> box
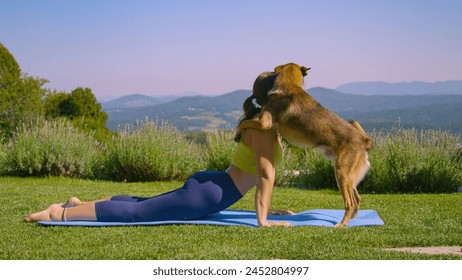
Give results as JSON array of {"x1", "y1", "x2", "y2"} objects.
[{"x1": 384, "y1": 246, "x2": 462, "y2": 256}]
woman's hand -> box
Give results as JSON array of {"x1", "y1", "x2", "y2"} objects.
[{"x1": 268, "y1": 209, "x2": 295, "y2": 215}]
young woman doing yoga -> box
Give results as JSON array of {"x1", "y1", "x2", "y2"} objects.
[{"x1": 25, "y1": 95, "x2": 293, "y2": 227}]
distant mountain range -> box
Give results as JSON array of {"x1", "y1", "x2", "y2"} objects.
[
  {"x1": 336, "y1": 80, "x2": 462, "y2": 96},
  {"x1": 101, "y1": 80, "x2": 462, "y2": 135},
  {"x1": 104, "y1": 90, "x2": 248, "y2": 132},
  {"x1": 101, "y1": 91, "x2": 204, "y2": 109}
]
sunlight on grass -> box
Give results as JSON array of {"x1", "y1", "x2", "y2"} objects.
[{"x1": 0, "y1": 177, "x2": 460, "y2": 260}]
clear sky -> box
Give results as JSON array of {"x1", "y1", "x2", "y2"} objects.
[{"x1": 1, "y1": 0, "x2": 461, "y2": 100}]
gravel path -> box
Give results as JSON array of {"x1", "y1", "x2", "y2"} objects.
[{"x1": 385, "y1": 246, "x2": 462, "y2": 256}]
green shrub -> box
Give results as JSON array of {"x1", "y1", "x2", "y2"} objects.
[
  {"x1": 277, "y1": 145, "x2": 336, "y2": 189},
  {"x1": 2, "y1": 118, "x2": 460, "y2": 194},
  {"x1": 364, "y1": 128, "x2": 462, "y2": 193},
  {"x1": 0, "y1": 137, "x2": 6, "y2": 174},
  {"x1": 103, "y1": 119, "x2": 205, "y2": 182},
  {"x1": 275, "y1": 142, "x2": 301, "y2": 187},
  {"x1": 204, "y1": 129, "x2": 235, "y2": 170},
  {"x1": 4, "y1": 119, "x2": 104, "y2": 178},
  {"x1": 286, "y1": 127, "x2": 462, "y2": 193}
]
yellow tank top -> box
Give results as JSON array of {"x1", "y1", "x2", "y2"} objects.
[{"x1": 231, "y1": 137, "x2": 283, "y2": 176}]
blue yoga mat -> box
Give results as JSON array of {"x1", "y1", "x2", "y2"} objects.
[{"x1": 38, "y1": 209, "x2": 384, "y2": 227}]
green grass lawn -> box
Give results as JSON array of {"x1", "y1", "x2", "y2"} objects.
[{"x1": 0, "y1": 177, "x2": 460, "y2": 260}]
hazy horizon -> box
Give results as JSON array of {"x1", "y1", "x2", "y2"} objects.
[
  {"x1": 2, "y1": 0, "x2": 461, "y2": 100},
  {"x1": 97, "y1": 79, "x2": 462, "y2": 103}
]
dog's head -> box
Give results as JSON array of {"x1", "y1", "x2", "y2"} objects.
[
  {"x1": 273, "y1": 63, "x2": 310, "y2": 88},
  {"x1": 252, "y1": 63, "x2": 311, "y2": 105},
  {"x1": 274, "y1": 62, "x2": 311, "y2": 81},
  {"x1": 274, "y1": 62, "x2": 310, "y2": 77}
]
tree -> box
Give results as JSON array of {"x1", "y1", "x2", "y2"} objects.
[
  {"x1": 44, "y1": 87, "x2": 112, "y2": 142},
  {"x1": 0, "y1": 42, "x2": 111, "y2": 142},
  {"x1": 44, "y1": 91, "x2": 72, "y2": 118},
  {"x1": 69, "y1": 87, "x2": 106, "y2": 121},
  {"x1": 0, "y1": 43, "x2": 21, "y2": 82},
  {"x1": 0, "y1": 43, "x2": 47, "y2": 138}
]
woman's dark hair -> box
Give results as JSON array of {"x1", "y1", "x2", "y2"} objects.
[
  {"x1": 234, "y1": 72, "x2": 277, "y2": 142},
  {"x1": 234, "y1": 95, "x2": 262, "y2": 142}
]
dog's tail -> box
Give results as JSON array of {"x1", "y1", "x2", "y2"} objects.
[{"x1": 349, "y1": 120, "x2": 372, "y2": 151}]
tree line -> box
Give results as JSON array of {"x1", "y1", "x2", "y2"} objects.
[{"x1": 0, "y1": 43, "x2": 111, "y2": 142}]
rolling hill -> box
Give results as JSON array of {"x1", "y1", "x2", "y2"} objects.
[
  {"x1": 105, "y1": 90, "x2": 249, "y2": 131},
  {"x1": 104, "y1": 88, "x2": 462, "y2": 135},
  {"x1": 102, "y1": 94, "x2": 162, "y2": 109}
]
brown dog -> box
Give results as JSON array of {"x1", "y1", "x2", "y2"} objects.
[{"x1": 237, "y1": 62, "x2": 372, "y2": 227}]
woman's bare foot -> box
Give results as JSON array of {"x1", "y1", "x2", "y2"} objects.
[
  {"x1": 61, "y1": 197, "x2": 83, "y2": 208},
  {"x1": 24, "y1": 204, "x2": 64, "y2": 222}
]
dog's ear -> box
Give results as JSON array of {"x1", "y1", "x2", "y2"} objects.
[
  {"x1": 301, "y1": 66, "x2": 311, "y2": 77},
  {"x1": 274, "y1": 64, "x2": 285, "y2": 73}
]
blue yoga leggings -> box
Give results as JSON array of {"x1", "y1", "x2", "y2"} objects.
[{"x1": 95, "y1": 171, "x2": 243, "y2": 222}]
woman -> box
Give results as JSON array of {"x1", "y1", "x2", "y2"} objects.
[{"x1": 25, "y1": 95, "x2": 293, "y2": 227}]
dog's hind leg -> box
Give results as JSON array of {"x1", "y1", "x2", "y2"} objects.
[
  {"x1": 333, "y1": 150, "x2": 364, "y2": 227},
  {"x1": 334, "y1": 175, "x2": 357, "y2": 227},
  {"x1": 351, "y1": 151, "x2": 370, "y2": 219},
  {"x1": 346, "y1": 159, "x2": 371, "y2": 223},
  {"x1": 351, "y1": 187, "x2": 361, "y2": 219}
]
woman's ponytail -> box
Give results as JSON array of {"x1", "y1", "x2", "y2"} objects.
[{"x1": 234, "y1": 96, "x2": 262, "y2": 142}]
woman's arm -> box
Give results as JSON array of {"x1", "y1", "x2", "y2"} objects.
[{"x1": 250, "y1": 129, "x2": 292, "y2": 227}]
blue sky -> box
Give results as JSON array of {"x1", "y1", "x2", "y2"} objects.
[{"x1": 1, "y1": 0, "x2": 461, "y2": 100}]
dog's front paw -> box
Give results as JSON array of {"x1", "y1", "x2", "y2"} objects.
[{"x1": 334, "y1": 223, "x2": 347, "y2": 228}]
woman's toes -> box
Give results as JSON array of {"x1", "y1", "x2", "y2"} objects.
[{"x1": 25, "y1": 204, "x2": 63, "y2": 222}]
